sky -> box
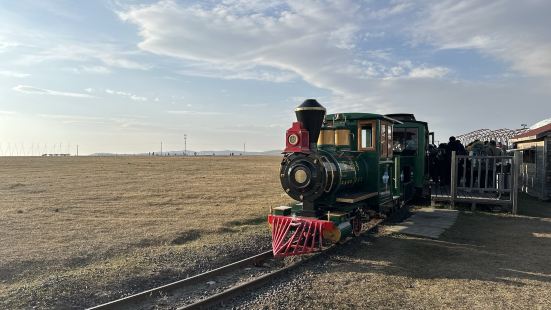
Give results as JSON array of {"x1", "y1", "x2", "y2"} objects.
[{"x1": 1, "y1": 0, "x2": 550, "y2": 155}]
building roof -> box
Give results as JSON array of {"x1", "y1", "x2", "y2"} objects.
[
  {"x1": 512, "y1": 122, "x2": 551, "y2": 141},
  {"x1": 457, "y1": 128, "x2": 527, "y2": 146},
  {"x1": 530, "y1": 117, "x2": 551, "y2": 129}
]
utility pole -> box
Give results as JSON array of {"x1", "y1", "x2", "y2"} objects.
[
  {"x1": 243, "y1": 142, "x2": 246, "y2": 155},
  {"x1": 160, "y1": 141, "x2": 163, "y2": 156},
  {"x1": 184, "y1": 134, "x2": 187, "y2": 156},
  {"x1": 76, "y1": 145, "x2": 79, "y2": 156}
]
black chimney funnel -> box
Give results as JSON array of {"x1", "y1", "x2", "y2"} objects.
[{"x1": 295, "y1": 99, "x2": 326, "y2": 149}]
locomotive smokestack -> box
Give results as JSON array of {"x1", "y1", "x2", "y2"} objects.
[{"x1": 295, "y1": 99, "x2": 326, "y2": 149}]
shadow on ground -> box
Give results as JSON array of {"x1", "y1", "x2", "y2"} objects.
[
  {"x1": 517, "y1": 193, "x2": 551, "y2": 218},
  {"x1": 238, "y1": 208, "x2": 551, "y2": 309},
  {"x1": 336, "y1": 212, "x2": 551, "y2": 285}
]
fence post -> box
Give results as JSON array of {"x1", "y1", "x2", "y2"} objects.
[
  {"x1": 512, "y1": 151, "x2": 520, "y2": 215},
  {"x1": 450, "y1": 151, "x2": 457, "y2": 209}
]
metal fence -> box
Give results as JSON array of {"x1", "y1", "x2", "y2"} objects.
[{"x1": 433, "y1": 151, "x2": 520, "y2": 213}]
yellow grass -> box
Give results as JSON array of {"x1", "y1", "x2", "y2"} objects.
[
  {"x1": 2, "y1": 156, "x2": 550, "y2": 309},
  {"x1": 0, "y1": 156, "x2": 290, "y2": 308}
]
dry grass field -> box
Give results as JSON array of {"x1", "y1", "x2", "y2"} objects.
[
  {"x1": 0, "y1": 156, "x2": 290, "y2": 309},
  {"x1": 1, "y1": 156, "x2": 550, "y2": 309}
]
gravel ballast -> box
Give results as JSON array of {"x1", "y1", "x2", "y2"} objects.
[{"x1": 229, "y1": 212, "x2": 551, "y2": 309}]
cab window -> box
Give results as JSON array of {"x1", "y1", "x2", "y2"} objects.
[
  {"x1": 393, "y1": 127, "x2": 418, "y2": 155},
  {"x1": 387, "y1": 125, "x2": 393, "y2": 158},
  {"x1": 380, "y1": 122, "x2": 393, "y2": 159},
  {"x1": 381, "y1": 124, "x2": 388, "y2": 158},
  {"x1": 358, "y1": 121, "x2": 375, "y2": 151}
]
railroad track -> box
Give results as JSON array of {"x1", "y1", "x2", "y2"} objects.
[{"x1": 87, "y1": 218, "x2": 384, "y2": 310}]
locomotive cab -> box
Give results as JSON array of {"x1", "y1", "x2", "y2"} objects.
[
  {"x1": 386, "y1": 113, "x2": 431, "y2": 200},
  {"x1": 320, "y1": 112, "x2": 402, "y2": 211}
]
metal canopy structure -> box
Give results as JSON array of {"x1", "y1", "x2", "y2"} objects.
[{"x1": 456, "y1": 128, "x2": 529, "y2": 146}]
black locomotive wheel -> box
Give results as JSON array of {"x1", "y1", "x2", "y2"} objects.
[{"x1": 351, "y1": 217, "x2": 362, "y2": 236}]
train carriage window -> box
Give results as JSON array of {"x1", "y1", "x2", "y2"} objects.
[
  {"x1": 388, "y1": 125, "x2": 393, "y2": 158},
  {"x1": 381, "y1": 124, "x2": 388, "y2": 158},
  {"x1": 380, "y1": 122, "x2": 393, "y2": 159},
  {"x1": 358, "y1": 121, "x2": 375, "y2": 151},
  {"x1": 393, "y1": 128, "x2": 418, "y2": 155},
  {"x1": 362, "y1": 126, "x2": 373, "y2": 148},
  {"x1": 393, "y1": 128, "x2": 404, "y2": 152}
]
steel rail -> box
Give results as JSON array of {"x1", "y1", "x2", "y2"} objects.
[
  {"x1": 88, "y1": 218, "x2": 385, "y2": 310},
  {"x1": 86, "y1": 250, "x2": 273, "y2": 310},
  {"x1": 179, "y1": 218, "x2": 384, "y2": 310},
  {"x1": 178, "y1": 252, "x2": 315, "y2": 310}
]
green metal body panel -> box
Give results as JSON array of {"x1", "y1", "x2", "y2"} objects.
[
  {"x1": 318, "y1": 113, "x2": 401, "y2": 211},
  {"x1": 281, "y1": 112, "x2": 433, "y2": 223},
  {"x1": 275, "y1": 111, "x2": 432, "y2": 247}
]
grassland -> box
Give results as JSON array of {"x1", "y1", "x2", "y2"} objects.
[
  {"x1": 0, "y1": 156, "x2": 290, "y2": 309},
  {"x1": 1, "y1": 156, "x2": 550, "y2": 309}
]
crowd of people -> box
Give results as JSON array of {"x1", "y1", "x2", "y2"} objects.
[{"x1": 429, "y1": 136, "x2": 509, "y2": 186}]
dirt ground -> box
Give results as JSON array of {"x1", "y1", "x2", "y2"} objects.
[
  {"x1": 235, "y1": 206, "x2": 551, "y2": 309},
  {"x1": 517, "y1": 193, "x2": 551, "y2": 218},
  {"x1": 1, "y1": 156, "x2": 550, "y2": 309},
  {"x1": 0, "y1": 156, "x2": 289, "y2": 309}
]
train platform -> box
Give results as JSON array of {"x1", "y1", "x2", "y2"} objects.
[{"x1": 385, "y1": 207, "x2": 458, "y2": 239}]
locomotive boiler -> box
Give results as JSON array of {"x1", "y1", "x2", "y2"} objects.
[{"x1": 268, "y1": 99, "x2": 431, "y2": 257}]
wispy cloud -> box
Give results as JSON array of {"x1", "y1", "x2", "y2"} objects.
[
  {"x1": 240, "y1": 103, "x2": 269, "y2": 108},
  {"x1": 70, "y1": 65, "x2": 112, "y2": 74},
  {"x1": 0, "y1": 110, "x2": 17, "y2": 115},
  {"x1": 0, "y1": 70, "x2": 30, "y2": 78},
  {"x1": 105, "y1": 89, "x2": 147, "y2": 101},
  {"x1": 38, "y1": 113, "x2": 105, "y2": 124},
  {"x1": 408, "y1": 66, "x2": 450, "y2": 79},
  {"x1": 177, "y1": 62, "x2": 297, "y2": 83},
  {"x1": 13, "y1": 85, "x2": 96, "y2": 98},
  {"x1": 414, "y1": 0, "x2": 551, "y2": 78},
  {"x1": 167, "y1": 110, "x2": 225, "y2": 116},
  {"x1": 17, "y1": 43, "x2": 151, "y2": 71},
  {"x1": 38, "y1": 113, "x2": 149, "y2": 129},
  {"x1": 119, "y1": 0, "x2": 446, "y2": 110},
  {"x1": 0, "y1": 39, "x2": 19, "y2": 51}
]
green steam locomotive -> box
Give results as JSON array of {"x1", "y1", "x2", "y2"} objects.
[{"x1": 268, "y1": 99, "x2": 431, "y2": 257}]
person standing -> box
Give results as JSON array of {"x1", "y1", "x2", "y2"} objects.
[{"x1": 445, "y1": 137, "x2": 467, "y2": 186}]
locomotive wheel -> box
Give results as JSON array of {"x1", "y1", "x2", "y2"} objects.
[{"x1": 351, "y1": 217, "x2": 362, "y2": 237}]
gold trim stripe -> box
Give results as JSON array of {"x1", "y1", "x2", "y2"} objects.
[
  {"x1": 335, "y1": 129, "x2": 350, "y2": 146},
  {"x1": 318, "y1": 129, "x2": 335, "y2": 145},
  {"x1": 295, "y1": 107, "x2": 326, "y2": 111}
]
